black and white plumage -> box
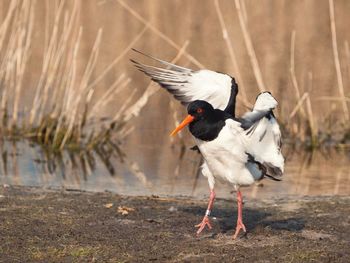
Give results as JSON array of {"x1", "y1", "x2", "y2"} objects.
[
  {"x1": 185, "y1": 96, "x2": 284, "y2": 192},
  {"x1": 240, "y1": 92, "x2": 284, "y2": 178},
  {"x1": 242, "y1": 93, "x2": 284, "y2": 178},
  {"x1": 132, "y1": 50, "x2": 285, "y2": 238},
  {"x1": 131, "y1": 49, "x2": 239, "y2": 117},
  {"x1": 171, "y1": 97, "x2": 284, "y2": 238},
  {"x1": 197, "y1": 96, "x2": 284, "y2": 188}
]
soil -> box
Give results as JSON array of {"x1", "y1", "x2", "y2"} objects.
[{"x1": 0, "y1": 185, "x2": 349, "y2": 263}]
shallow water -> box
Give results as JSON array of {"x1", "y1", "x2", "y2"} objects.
[{"x1": 0, "y1": 139, "x2": 349, "y2": 200}]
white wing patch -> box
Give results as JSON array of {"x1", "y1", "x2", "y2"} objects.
[
  {"x1": 189, "y1": 70, "x2": 232, "y2": 110},
  {"x1": 253, "y1": 92, "x2": 278, "y2": 111},
  {"x1": 132, "y1": 58, "x2": 233, "y2": 111},
  {"x1": 244, "y1": 92, "x2": 284, "y2": 174},
  {"x1": 245, "y1": 117, "x2": 284, "y2": 173}
]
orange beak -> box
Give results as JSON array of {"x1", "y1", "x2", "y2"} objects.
[{"x1": 170, "y1": 115, "x2": 194, "y2": 136}]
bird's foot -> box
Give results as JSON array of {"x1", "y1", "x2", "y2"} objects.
[
  {"x1": 195, "y1": 215, "x2": 212, "y2": 235},
  {"x1": 233, "y1": 220, "x2": 246, "y2": 239}
]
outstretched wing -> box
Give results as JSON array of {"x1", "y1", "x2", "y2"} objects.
[
  {"x1": 239, "y1": 92, "x2": 284, "y2": 177},
  {"x1": 131, "y1": 49, "x2": 238, "y2": 116}
]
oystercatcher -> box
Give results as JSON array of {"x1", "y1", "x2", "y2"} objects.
[{"x1": 132, "y1": 51, "x2": 284, "y2": 239}]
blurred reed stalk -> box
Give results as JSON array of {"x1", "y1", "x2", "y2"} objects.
[
  {"x1": 328, "y1": 0, "x2": 349, "y2": 122},
  {"x1": 289, "y1": 31, "x2": 306, "y2": 119},
  {"x1": 0, "y1": 0, "x2": 147, "y2": 153},
  {"x1": 287, "y1": 31, "x2": 318, "y2": 147},
  {"x1": 283, "y1": 0, "x2": 350, "y2": 148},
  {"x1": 234, "y1": 0, "x2": 266, "y2": 92},
  {"x1": 214, "y1": 0, "x2": 249, "y2": 108},
  {"x1": 116, "y1": 0, "x2": 205, "y2": 69}
]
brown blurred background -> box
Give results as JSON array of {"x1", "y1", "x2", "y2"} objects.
[
  {"x1": 0, "y1": 0, "x2": 349, "y2": 197},
  {"x1": 1, "y1": 0, "x2": 350, "y2": 134}
]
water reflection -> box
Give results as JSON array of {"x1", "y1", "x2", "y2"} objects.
[
  {"x1": 0, "y1": 138, "x2": 349, "y2": 199},
  {"x1": 0, "y1": 139, "x2": 150, "y2": 195}
]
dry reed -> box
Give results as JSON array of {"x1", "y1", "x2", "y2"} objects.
[
  {"x1": 234, "y1": 0, "x2": 266, "y2": 92},
  {"x1": 328, "y1": 0, "x2": 349, "y2": 122},
  {"x1": 116, "y1": 0, "x2": 205, "y2": 69},
  {"x1": 289, "y1": 30, "x2": 306, "y2": 119},
  {"x1": 0, "y1": 0, "x2": 151, "y2": 155},
  {"x1": 214, "y1": 0, "x2": 249, "y2": 106},
  {"x1": 0, "y1": 0, "x2": 349, "y2": 154}
]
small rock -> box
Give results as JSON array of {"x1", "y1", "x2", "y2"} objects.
[
  {"x1": 146, "y1": 218, "x2": 162, "y2": 224},
  {"x1": 104, "y1": 203, "x2": 114, "y2": 208},
  {"x1": 168, "y1": 206, "x2": 177, "y2": 212},
  {"x1": 117, "y1": 206, "x2": 135, "y2": 216}
]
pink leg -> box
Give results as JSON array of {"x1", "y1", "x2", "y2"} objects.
[
  {"x1": 233, "y1": 190, "x2": 246, "y2": 239},
  {"x1": 195, "y1": 189, "x2": 215, "y2": 235}
]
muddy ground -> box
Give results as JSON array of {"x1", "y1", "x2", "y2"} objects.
[{"x1": 0, "y1": 185, "x2": 349, "y2": 262}]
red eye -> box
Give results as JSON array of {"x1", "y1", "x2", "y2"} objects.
[{"x1": 197, "y1": 108, "x2": 203, "y2": 113}]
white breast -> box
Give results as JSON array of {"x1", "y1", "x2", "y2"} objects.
[{"x1": 195, "y1": 120, "x2": 257, "y2": 187}]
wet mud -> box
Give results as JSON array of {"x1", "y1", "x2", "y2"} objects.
[{"x1": 0, "y1": 186, "x2": 349, "y2": 262}]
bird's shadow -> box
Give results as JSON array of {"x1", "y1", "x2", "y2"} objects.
[
  {"x1": 182, "y1": 204, "x2": 305, "y2": 236},
  {"x1": 261, "y1": 217, "x2": 305, "y2": 231}
]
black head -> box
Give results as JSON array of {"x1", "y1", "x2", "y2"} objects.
[
  {"x1": 187, "y1": 100, "x2": 215, "y2": 121},
  {"x1": 170, "y1": 100, "x2": 229, "y2": 140}
]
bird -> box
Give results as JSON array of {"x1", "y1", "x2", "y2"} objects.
[
  {"x1": 170, "y1": 97, "x2": 284, "y2": 238},
  {"x1": 132, "y1": 50, "x2": 284, "y2": 239}
]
